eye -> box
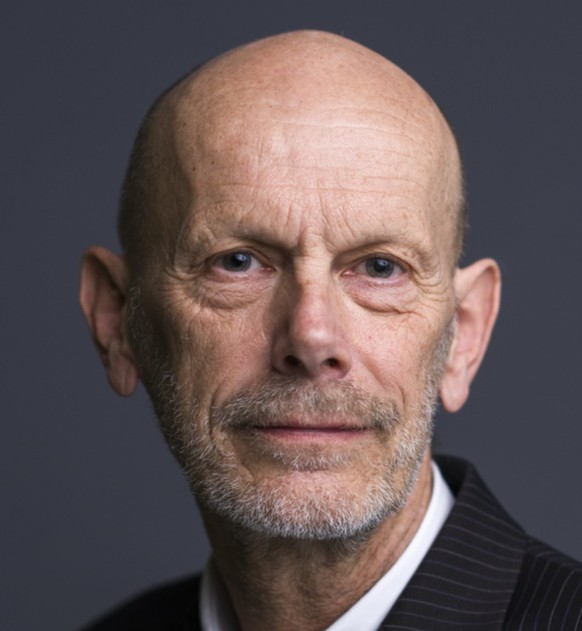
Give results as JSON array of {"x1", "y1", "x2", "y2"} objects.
[
  {"x1": 213, "y1": 251, "x2": 262, "y2": 273},
  {"x1": 355, "y1": 256, "x2": 401, "y2": 279}
]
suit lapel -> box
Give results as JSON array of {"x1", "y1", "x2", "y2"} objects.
[{"x1": 379, "y1": 456, "x2": 526, "y2": 630}]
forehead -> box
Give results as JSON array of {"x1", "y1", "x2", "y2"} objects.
[{"x1": 155, "y1": 46, "x2": 459, "y2": 264}]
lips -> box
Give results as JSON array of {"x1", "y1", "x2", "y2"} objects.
[
  {"x1": 249, "y1": 416, "x2": 369, "y2": 431},
  {"x1": 252, "y1": 424, "x2": 369, "y2": 443},
  {"x1": 210, "y1": 379, "x2": 400, "y2": 436}
]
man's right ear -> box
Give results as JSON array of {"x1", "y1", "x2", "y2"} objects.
[{"x1": 79, "y1": 246, "x2": 138, "y2": 397}]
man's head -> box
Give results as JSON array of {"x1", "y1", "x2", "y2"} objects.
[
  {"x1": 80, "y1": 31, "x2": 500, "y2": 541},
  {"x1": 118, "y1": 31, "x2": 467, "y2": 278}
]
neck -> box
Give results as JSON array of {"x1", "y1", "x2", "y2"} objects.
[{"x1": 202, "y1": 454, "x2": 433, "y2": 631}]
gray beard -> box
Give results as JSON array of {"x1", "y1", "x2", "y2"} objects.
[{"x1": 128, "y1": 284, "x2": 454, "y2": 542}]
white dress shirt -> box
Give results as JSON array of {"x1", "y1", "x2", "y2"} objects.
[{"x1": 200, "y1": 461, "x2": 454, "y2": 631}]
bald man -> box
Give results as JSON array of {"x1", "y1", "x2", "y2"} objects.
[{"x1": 80, "y1": 31, "x2": 582, "y2": 630}]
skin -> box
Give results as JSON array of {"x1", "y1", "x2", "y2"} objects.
[{"x1": 80, "y1": 31, "x2": 501, "y2": 631}]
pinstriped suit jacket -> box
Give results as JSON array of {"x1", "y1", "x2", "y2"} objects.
[
  {"x1": 83, "y1": 456, "x2": 582, "y2": 630},
  {"x1": 381, "y1": 455, "x2": 582, "y2": 629}
]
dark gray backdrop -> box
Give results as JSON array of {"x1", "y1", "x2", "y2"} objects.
[{"x1": 3, "y1": 2, "x2": 581, "y2": 630}]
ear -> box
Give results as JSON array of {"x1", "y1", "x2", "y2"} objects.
[
  {"x1": 79, "y1": 246, "x2": 138, "y2": 397},
  {"x1": 440, "y1": 258, "x2": 501, "y2": 413}
]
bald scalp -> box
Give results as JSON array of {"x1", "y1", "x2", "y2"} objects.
[{"x1": 118, "y1": 30, "x2": 467, "y2": 277}]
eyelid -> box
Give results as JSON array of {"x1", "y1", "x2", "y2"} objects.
[
  {"x1": 349, "y1": 253, "x2": 406, "y2": 276},
  {"x1": 209, "y1": 248, "x2": 267, "y2": 273}
]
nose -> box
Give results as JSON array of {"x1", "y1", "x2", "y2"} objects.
[{"x1": 271, "y1": 281, "x2": 353, "y2": 380}]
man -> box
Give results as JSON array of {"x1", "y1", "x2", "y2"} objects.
[{"x1": 80, "y1": 30, "x2": 582, "y2": 630}]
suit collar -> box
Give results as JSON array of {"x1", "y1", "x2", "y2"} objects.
[{"x1": 380, "y1": 455, "x2": 527, "y2": 630}]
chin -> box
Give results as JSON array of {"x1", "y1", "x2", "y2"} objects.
[{"x1": 191, "y1": 452, "x2": 425, "y2": 542}]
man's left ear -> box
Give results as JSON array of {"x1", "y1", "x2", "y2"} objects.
[
  {"x1": 79, "y1": 246, "x2": 138, "y2": 397},
  {"x1": 440, "y1": 258, "x2": 501, "y2": 413}
]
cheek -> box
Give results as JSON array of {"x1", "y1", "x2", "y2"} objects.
[
  {"x1": 351, "y1": 310, "x2": 442, "y2": 402},
  {"x1": 166, "y1": 303, "x2": 270, "y2": 405}
]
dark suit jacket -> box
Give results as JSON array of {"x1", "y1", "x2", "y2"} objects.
[{"x1": 83, "y1": 456, "x2": 582, "y2": 630}]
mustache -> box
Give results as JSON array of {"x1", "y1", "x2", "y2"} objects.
[{"x1": 209, "y1": 379, "x2": 401, "y2": 431}]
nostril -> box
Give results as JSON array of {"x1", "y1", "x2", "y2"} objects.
[{"x1": 283, "y1": 355, "x2": 341, "y2": 370}]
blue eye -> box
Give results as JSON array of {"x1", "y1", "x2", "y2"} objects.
[
  {"x1": 214, "y1": 251, "x2": 264, "y2": 273},
  {"x1": 364, "y1": 257, "x2": 396, "y2": 278}
]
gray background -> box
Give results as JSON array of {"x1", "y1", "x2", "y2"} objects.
[{"x1": 3, "y1": 2, "x2": 581, "y2": 630}]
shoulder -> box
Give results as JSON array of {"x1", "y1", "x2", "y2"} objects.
[
  {"x1": 504, "y1": 537, "x2": 582, "y2": 629},
  {"x1": 434, "y1": 456, "x2": 582, "y2": 628},
  {"x1": 81, "y1": 575, "x2": 202, "y2": 631}
]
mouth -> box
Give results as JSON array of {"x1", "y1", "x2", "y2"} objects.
[{"x1": 252, "y1": 424, "x2": 370, "y2": 443}]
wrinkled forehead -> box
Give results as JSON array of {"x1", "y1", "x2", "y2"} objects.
[
  {"x1": 148, "y1": 34, "x2": 461, "y2": 263},
  {"x1": 169, "y1": 38, "x2": 451, "y2": 163}
]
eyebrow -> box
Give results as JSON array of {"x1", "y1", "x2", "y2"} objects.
[{"x1": 174, "y1": 212, "x2": 441, "y2": 275}]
